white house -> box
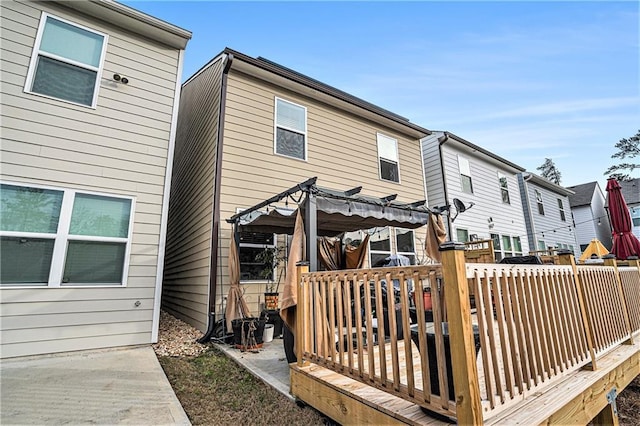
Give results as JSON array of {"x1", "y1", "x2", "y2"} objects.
[{"x1": 567, "y1": 181, "x2": 613, "y2": 252}]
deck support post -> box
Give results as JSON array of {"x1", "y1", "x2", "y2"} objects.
[
  {"x1": 297, "y1": 262, "x2": 310, "y2": 367},
  {"x1": 439, "y1": 242, "x2": 483, "y2": 425},
  {"x1": 558, "y1": 251, "x2": 598, "y2": 370}
]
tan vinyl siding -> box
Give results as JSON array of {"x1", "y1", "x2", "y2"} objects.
[
  {"x1": 162, "y1": 56, "x2": 225, "y2": 331},
  {"x1": 0, "y1": 0, "x2": 182, "y2": 357},
  {"x1": 215, "y1": 69, "x2": 427, "y2": 314}
]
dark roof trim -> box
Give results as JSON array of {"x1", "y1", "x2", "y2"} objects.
[
  {"x1": 439, "y1": 131, "x2": 526, "y2": 172},
  {"x1": 522, "y1": 172, "x2": 575, "y2": 196},
  {"x1": 223, "y1": 48, "x2": 431, "y2": 137}
]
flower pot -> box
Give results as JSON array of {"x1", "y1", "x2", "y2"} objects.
[
  {"x1": 423, "y1": 288, "x2": 433, "y2": 310},
  {"x1": 264, "y1": 292, "x2": 279, "y2": 310},
  {"x1": 232, "y1": 318, "x2": 265, "y2": 350}
]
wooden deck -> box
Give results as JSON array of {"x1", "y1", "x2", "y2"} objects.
[{"x1": 290, "y1": 249, "x2": 640, "y2": 425}]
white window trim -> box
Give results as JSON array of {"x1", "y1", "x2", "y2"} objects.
[
  {"x1": 235, "y1": 207, "x2": 278, "y2": 283},
  {"x1": 558, "y1": 198, "x2": 566, "y2": 221},
  {"x1": 535, "y1": 189, "x2": 545, "y2": 215},
  {"x1": 498, "y1": 171, "x2": 510, "y2": 204},
  {"x1": 458, "y1": 155, "x2": 473, "y2": 193},
  {"x1": 24, "y1": 12, "x2": 108, "y2": 109},
  {"x1": 368, "y1": 227, "x2": 392, "y2": 266},
  {"x1": 395, "y1": 228, "x2": 416, "y2": 264},
  {"x1": 0, "y1": 181, "x2": 134, "y2": 288},
  {"x1": 273, "y1": 96, "x2": 308, "y2": 162},
  {"x1": 376, "y1": 133, "x2": 401, "y2": 184}
]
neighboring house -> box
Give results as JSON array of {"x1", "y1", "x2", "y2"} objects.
[
  {"x1": 567, "y1": 182, "x2": 613, "y2": 252},
  {"x1": 517, "y1": 172, "x2": 579, "y2": 257},
  {"x1": 163, "y1": 48, "x2": 432, "y2": 332},
  {"x1": 617, "y1": 178, "x2": 640, "y2": 240},
  {"x1": 0, "y1": 0, "x2": 191, "y2": 358},
  {"x1": 421, "y1": 131, "x2": 529, "y2": 262}
]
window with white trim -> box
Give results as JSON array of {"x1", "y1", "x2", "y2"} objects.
[
  {"x1": 558, "y1": 198, "x2": 566, "y2": 221},
  {"x1": 25, "y1": 13, "x2": 107, "y2": 108},
  {"x1": 238, "y1": 232, "x2": 277, "y2": 281},
  {"x1": 498, "y1": 172, "x2": 510, "y2": 204},
  {"x1": 456, "y1": 228, "x2": 469, "y2": 243},
  {"x1": 0, "y1": 183, "x2": 133, "y2": 286},
  {"x1": 395, "y1": 228, "x2": 416, "y2": 265},
  {"x1": 535, "y1": 190, "x2": 544, "y2": 215},
  {"x1": 458, "y1": 155, "x2": 473, "y2": 193},
  {"x1": 491, "y1": 233, "x2": 502, "y2": 261},
  {"x1": 377, "y1": 133, "x2": 400, "y2": 183},
  {"x1": 274, "y1": 97, "x2": 307, "y2": 160},
  {"x1": 369, "y1": 227, "x2": 392, "y2": 267}
]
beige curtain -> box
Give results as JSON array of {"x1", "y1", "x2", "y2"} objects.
[
  {"x1": 225, "y1": 233, "x2": 251, "y2": 330},
  {"x1": 345, "y1": 234, "x2": 370, "y2": 269},
  {"x1": 426, "y1": 213, "x2": 447, "y2": 263},
  {"x1": 280, "y1": 210, "x2": 305, "y2": 333},
  {"x1": 318, "y1": 236, "x2": 341, "y2": 270}
]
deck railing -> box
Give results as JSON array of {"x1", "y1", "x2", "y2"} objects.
[{"x1": 294, "y1": 247, "x2": 638, "y2": 424}]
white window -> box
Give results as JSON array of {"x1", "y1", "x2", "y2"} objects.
[
  {"x1": 0, "y1": 183, "x2": 133, "y2": 287},
  {"x1": 558, "y1": 198, "x2": 566, "y2": 221},
  {"x1": 498, "y1": 172, "x2": 510, "y2": 204},
  {"x1": 238, "y1": 232, "x2": 277, "y2": 281},
  {"x1": 395, "y1": 228, "x2": 416, "y2": 265},
  {"x1": 513, "y1": 236, "x2": 522, "y2": 256},
  {"x1": 502, "y1": 235, "x2": 513, "y2": 257},
  {"x1": 369, "y1": 227, "x2": 392, "y2": 267},
  {"x1": 25, "y1": 13, "x2": 107, "y2": 108},
  {"x1": 537, "y1": 240, "x2": 546, "y2": 250},
  {"x1": 458, "y1": 156, "x2": 473, "y2": 193},
  {"x1": 377, "y1": 133, "x2": 400, "y2": 183},
  {"x1": 491, "y1": 233, "x2": 502, "y2": 261},
  {"x1": 274, "y1": 97, "x2": 307, "y2": 160},
  {"x1": 456, "y1": 228, "x2": 469, "y2": 243},
  {"x1": 535, "y1": 190, "x2": 545, "y2": 215}
]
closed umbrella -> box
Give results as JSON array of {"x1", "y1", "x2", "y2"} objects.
[
  {"x1": 606, "y1": 178, "x2": 640, "y2": 260},
  {"x1": 225, "y1": 231, "x2": 251, "y2": 330}
]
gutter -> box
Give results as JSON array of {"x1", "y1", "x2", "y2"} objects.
[{"x1": 198, "y1": 53, "x2": 233, "y2": 343}]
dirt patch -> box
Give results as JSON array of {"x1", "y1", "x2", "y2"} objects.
[{"x1": 619, "y1": 374, "x2": 640, "y2": 426}]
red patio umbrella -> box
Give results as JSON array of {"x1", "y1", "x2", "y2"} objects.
[{"x1": 606, "y1": 178, "x2": 640, "y2": 260}]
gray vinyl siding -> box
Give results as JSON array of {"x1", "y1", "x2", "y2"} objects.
[
  {"x1": 162, "y1": 56, "x2": 225, "y2": 332},
  {"x1": 421, "y1": 134, "x2": 446, "y2": 209},
  {"x1": 519, "y1": 178, "x2": 578, "y2": 257},
  {"x1": 572, "y1": 206, "x2": 599, "y2": 251},
  {"x1": 0, "y1": 1, "x2": 182, "y2": 358},
  {"x1": 439, "y1": 143, "x2": 529, "y2": 254},
  {"x1": 213, "y1": 69, "x2": 428, "y2": 316}
]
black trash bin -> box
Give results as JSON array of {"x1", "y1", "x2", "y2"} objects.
[{"x1": 410, "y1": 322, "x2": 480, "y2": 401}]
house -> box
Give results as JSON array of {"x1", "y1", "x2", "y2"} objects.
[
  {"x1": 567, "y1": 181, "x2": 613, "y2": 252},
  {"x1": 0, "y1": 0, "x2": 191, "y2": 358},
  {"x1": 421, "y1": 131, "x2": 530, "y2": 262},
  {"x1": 617, "y1": 178, "x2": 640, "y2": 240},
  {"x1": 517, "y1": 172, "x2": 579, "y2": 257},
  {"x1": 163, "y1": 48, "x2": 432, "y2": 333}
]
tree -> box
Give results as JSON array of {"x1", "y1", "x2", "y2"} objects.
[
  {"x1": 537, "y1": 158, "x2": 562, "y2": 185},
  {"x1": 604, "y1": 130, "x2": 640, "y2": 181}
]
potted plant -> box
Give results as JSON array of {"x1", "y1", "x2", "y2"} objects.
[{"x1": 256, "y1": 246, "x2": 285, "y2": 311}]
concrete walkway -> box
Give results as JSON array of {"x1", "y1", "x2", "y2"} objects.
[{"x1": 1, "y1": 345, "x2": 190, "y2": 425}]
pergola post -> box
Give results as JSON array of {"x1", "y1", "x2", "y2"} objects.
[{"x1": 439, "y1": 242, "x2": 482, "y2": 425}]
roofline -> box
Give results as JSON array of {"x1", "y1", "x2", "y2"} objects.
[
  {"x1": 522, "y1": 172, "x2": 575, "y2": 196},
  {"x1": 439, "y1": 131, "x2": 526, "y2": 172},
  {"x1": 222, "y1": 48, "x2": 431, "y2": 138},
  {"x1": 59, "y1": 0, "x2": 192, "y2": 49}
]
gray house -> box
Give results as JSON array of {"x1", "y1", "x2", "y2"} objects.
[
  {"x1": 617, "y1": 178, "x2": 640, "y2": 240},
  {"x1": 518, "y1": 172, "x2": 579, "y2": 257},
  {"x1": 567, "y1": 181, "x2": 613, "y2": 252},
  {"x1": 0, "y1": 0, "x2": 191, "y2": 358},
  {"x1": 421, "y1": 131, "x2": 529, "y2": 261}
]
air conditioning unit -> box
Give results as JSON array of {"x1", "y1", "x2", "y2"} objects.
[{"x1": 470, "y1": 234, "x2": 479, "y2": 241}]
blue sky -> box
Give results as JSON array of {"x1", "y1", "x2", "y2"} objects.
[{"x1": 125, "y1": 1, "x2": 639, "y2": 190}]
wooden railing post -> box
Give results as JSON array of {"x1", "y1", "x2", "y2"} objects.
[
  {"x1": 557, "y1": 250, "x2": 598, "y2": 369},
  {"x1": 296, "y1": 262, "x2": 310, "y2": 367},
  {"x1": 439, "y1": 242, "x2": 482, "y2": 425},
  {"x1": 603, "y1": 254, "x2": 634, "y2": 344}
]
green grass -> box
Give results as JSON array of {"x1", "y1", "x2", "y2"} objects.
[{"x1": 158, "y1": 347, "x2": 328, "y2": 426}]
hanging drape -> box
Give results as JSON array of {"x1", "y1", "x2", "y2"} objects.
[
  {"x1": 225, "y1": 232, "x2": 251, "y2": 330},
  {"x1": 280, "y1": 210, "x2": 305, "y2": 333},
  {"x1": 318, "y1": 236, "x2": 342, "y2": 270},
  {"x1": 345, "y1": 234, "x2": 370, "y2": 269},
  {"x1": 426, "y1": 213, "x2": 447, "y2": 262}
]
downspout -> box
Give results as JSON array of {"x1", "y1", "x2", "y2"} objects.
[
  {"x1": 438, "y1": 134, "x2": 453, "y2": 241},
  {"x1": 198, "y1": 53, "x2": 234, "y2": 343}
]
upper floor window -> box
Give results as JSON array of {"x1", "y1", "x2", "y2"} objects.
[
  {"x1": 535, "y1": 190, "x2": 544, "y2": 215},
  {"x1": 377, "y1": 133, "x2": 400, "y2": 183},
  {"x1": 25, "y1": 13, "x2": 107, "y2": 108},
  {"x1": 498, "y1": 172, "x2": 510, "y2": 204},
  {"x1": 1, "y1": 183, "x2": 133, "y2": 287},
  {"x1": 458, "y1": 156, "x2": 473, "y2": 193},
  {"x1": 274, "y1": 97, "x2": 307, "y2": 160},
  {"x1": 557, "y1": 198, "x2": 566, "y2": 221}
]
